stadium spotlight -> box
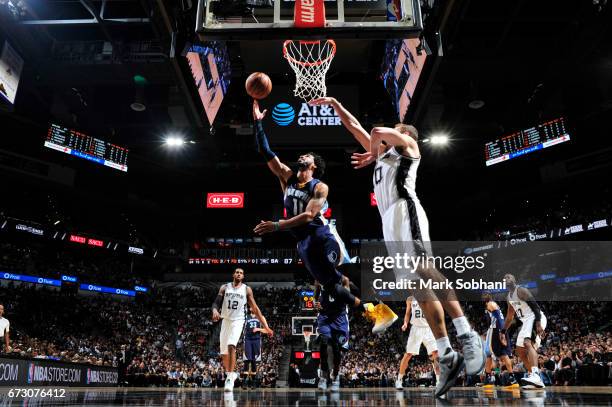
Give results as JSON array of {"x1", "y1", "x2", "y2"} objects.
[
  {"x1": 430, "y1": 134, "x2": 449, "y2": 145},
  {"x1": 165, "y1": 136, "x2": 185, "y2": 147}
]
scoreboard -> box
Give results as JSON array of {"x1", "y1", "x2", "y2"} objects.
[
  {"x1": 300, "y1": 290, "x2": 315, "y2": 311},
  {"x1": 485, "y1": 117, "x2": 570, "y2": 166},
  {"x1": 44, "y1": 123, "x2": 128, "y2": 172}
]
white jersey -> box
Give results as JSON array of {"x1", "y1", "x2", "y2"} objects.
[
  {"x1": 373, "y1": 147, "x2": 421, "y2": 217},
  {"x1": 221, "y1": 283, "x2": 248, "y2": 321},
  {"x1": 410, "y1": 299, "x2": 428, "y2": 328},
  {"x1": 507, "y1": 286, "x2": 535, "y2": 321}
]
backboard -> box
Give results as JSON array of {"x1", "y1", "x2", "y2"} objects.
[{"x1": 196, "y1": 0, "x2": 423, "y2": 40}]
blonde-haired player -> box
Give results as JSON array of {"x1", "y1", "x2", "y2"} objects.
[
  {"x1": 396, "y1": 296, "x2": 439, "y2": 389},
  {"x1": 212, "y1": 268, "x2": 273, "y2": 392}
]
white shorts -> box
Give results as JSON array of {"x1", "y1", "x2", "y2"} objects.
[
  {"x1": 220, "y1": 318, "x2": 244, "y2": 355},
  {"x1": 516, "y1": 313, "x2": 547, "y2": 349},
  {"x1": 405, "y1": 325, "x2": 437, "y2": 355},
  {"x1": 382, "y1": 199, "x2": 433, "y2": 282}
]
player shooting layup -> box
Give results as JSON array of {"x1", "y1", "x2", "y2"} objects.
[
  {"x1": 310, "y1": 96, "x2": 486, "y2": 398},
  {"x1": 212, "y1": 268, "x2": 272, "y2": 392},
  {"x1": 396, "y1": 296, "x2": 439, "y2": 390},
  {"x1": 250, "y1": 99, "x2": 397, "y2": 333},
  {"x1": 502, "y1": 274, "x2": 547, "y2": 389}
]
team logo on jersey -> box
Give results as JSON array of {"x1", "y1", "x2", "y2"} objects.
[
  {"x1": 327, "y1": 250, "x2": 337, "y2": 264},
  {"x1": 272, "y1": 103, "x2": 296, "y2": 126}
]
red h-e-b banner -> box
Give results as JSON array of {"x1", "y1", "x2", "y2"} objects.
[{"x1": 206, "y1": 193, "x2": 245, "y2": 208}]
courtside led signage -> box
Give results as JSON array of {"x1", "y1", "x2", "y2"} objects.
[
  {"x1": 69, "y1": 234, "x2": 87, "y2": 244},
  {"x1": 206, "y1": 193, "x2": 244, "y2": 208}
]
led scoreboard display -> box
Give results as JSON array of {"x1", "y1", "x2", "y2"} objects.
[
  {"x1": 44, "y1": 123, "x2": 128, "y2": 172},
  {"x1": 485, "y1": 117, "x2": 570, "y2": 166},
  {"x1": 300, "y1": 290, "x2": 315, "y2": 311}
]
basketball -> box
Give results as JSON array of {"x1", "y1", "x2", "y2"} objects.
[{"x1": 245, "y1": 72, "x2": 272, "y2": 100}]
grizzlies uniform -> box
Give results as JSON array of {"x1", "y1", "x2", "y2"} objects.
[
  {"x1": 284, "y1": 175, "x2": 350, "y2": 287},
  {"x1": 405, "y1": 299, "x2": 437, "y2": 355},
  {"x1": 219, "y1": 283, "x2": 248, "y2": 354},
  {"x1": 316, "y1": 286, "x2": 350, "y2": 350},
  {"x1": 507, "y1": 287, "x2": 547, "y2": 348},
  {"x1": 243, "y1": 317, "x2": 262, "y2": 362},
  {"x1": 373, "y1": 147, "x2": 432, "y2": 281},
  {"x1": 485, "y1": 308, "x2": 512, "y2": 358}
]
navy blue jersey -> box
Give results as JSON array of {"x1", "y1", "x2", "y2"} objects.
[
  {"x1": 319, "y1": 286, "x2": 348, "y2": 319},
  {"x1": 284, "y1": 176, "x2": 329, "y2": 240},
  {"x1": 244, "y1": 317, "x2": 262, "y2": 340}
]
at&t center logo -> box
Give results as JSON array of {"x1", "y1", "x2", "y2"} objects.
[{"x1": 272, "y1": 102, "x2": 340, "y2": 127}]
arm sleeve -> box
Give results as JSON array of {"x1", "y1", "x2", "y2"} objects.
[
  {"x1": 526, "y1": 299, "x2": 542, "y2": 321},
  {"x1": 491, "y1": 309, "x2": 504, "y2": 330},
  {"x1": 255, "y1": 120, "x2": 277, "y2": 161}
]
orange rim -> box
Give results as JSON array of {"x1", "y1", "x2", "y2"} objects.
[{"x1": 283, "y1": 40, "x2": 336, "y2": 67}]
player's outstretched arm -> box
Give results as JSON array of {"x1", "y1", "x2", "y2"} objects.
[
  {"x1": 253, "y1": 100, "x2": 293, "y2": 188},
  {"x1": 246, "y1": 286, "x2": 273, "y2": 336},
  {"x1": 370, "y1": 127, "x2": 419, "y2": 158},
  {"x1": 253, "y1": 183, "x2": 329, "y2": 235},
  {"x1": 212, "y1": 285, "x2": 226, "y2": 322},
  {"x1": 310, "y1": 97, "x2": 370, "y2": 151}
]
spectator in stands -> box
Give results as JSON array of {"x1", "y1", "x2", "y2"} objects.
[{"x1": 0, "y1": 304, "x2": 10, "y2": 353}]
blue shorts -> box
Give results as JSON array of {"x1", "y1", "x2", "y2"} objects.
[
  {"x1": 243, "y1": 338, "x2": 261, "y2": 362},
  {"x1": 317, "y1": 312, "x2": 350, "y2": 350},
  {"x1": 297, "y1": 226, "x2": 347, "y2": 286}
]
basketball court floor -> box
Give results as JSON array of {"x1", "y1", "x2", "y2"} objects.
[{"x1": 3, "y1": 387, "x2": 611, "y2": 406}]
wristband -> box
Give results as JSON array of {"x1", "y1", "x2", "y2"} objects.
[{"x1": 273, "y1": 221, "x2": 280, "y2": 231}]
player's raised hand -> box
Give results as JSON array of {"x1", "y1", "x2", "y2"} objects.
[
  {"x1": 253, "y1": 100, "x2": 267, "y2": 121},
  {"x1": 212, "y1": 308, "x2": 221, "y2": 322},
  {"x1": 309, "y1": 97, "x2": 336, "y2": 106},
  {"x1": 254, "y1": 220, "x2": 277, "y2": 235},
  {"x1": 351, "y1": 152, "x2": 375, "y2": 169}
]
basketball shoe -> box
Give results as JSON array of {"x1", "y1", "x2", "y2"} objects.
[
  {"x1": 364, "y1": 303, "x2": 398, "y2": 334},
  {"x1": 435, "y1": 347, "x2": 464, "y2": 398}
]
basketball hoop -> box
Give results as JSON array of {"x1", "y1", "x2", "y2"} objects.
[{"x1": 283, "y1": 40, "x2": 336, "y2": 102}]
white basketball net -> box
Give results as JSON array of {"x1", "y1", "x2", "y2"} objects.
[{"x1": 283, "y1": 40, "x2": 336, "y2": 102}]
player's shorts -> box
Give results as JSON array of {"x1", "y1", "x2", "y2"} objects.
[
  {"x1": 316, "y1": 312, "x2": 350, "y2": 350},
  {"x1": 382, "y1": 199, "x2": 433, "y2": 282},
  {"x1": 516, "y1": 313, "x2": 547, "y2": 349},
  {"x1": 297, "y1": 225, "x2": 348, "y2": 287},
  {"x1": 405, "y1": 325, "x2": 437, "y2": 355},
  {"x1": 220, "y1": 318, "x2": 244, "y2": 355},
  {"x1": 243, "y1": 338, "x2": 262, "y2": 362},
  {"x1": 489, "y1": 328, "x2": 512, "y2": 357}
]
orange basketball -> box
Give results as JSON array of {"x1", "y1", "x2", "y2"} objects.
[{"x1": 245, "y1": 72, "x2": 272, "y2": 100}]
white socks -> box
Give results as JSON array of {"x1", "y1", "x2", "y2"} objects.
[
  {"x1": 436, "y1": 336, "x2": 452, "y2": 352},
  {"x1": 453, "y1": 316, "x2": 471, "y2": 336}
]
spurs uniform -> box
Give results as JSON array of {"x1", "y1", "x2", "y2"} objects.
[
  {"x1": 373, "y1": 147, "x2": 432, "y2": 281},
  {"x1": 507, "y1": 287, "x2": 547, "y2": 349},
  {"x1": 405, "y1": 299, "x2": 437, "y2": 355},
  {"x1": 220, "y1": 282, "x2": 248, "y2": 354}
]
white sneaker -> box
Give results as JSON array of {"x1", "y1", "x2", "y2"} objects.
[
  {"x1": 521, "y1": 372, "x2": 545, "y2": 389},
  {"x1": 318, "y1": 376, "x2": 328, "y2": 391},
  {"x1": 457, "y1": 331, "x2": 486, "y2": 376},
  {"x1": 395, "y1": 377, "x2": 403, "y2": 390},
  {"x1": 330, "y1": 376, "x2": 340, "y2": 392},
  {"x1": 435, "y1": 348, "x2": 465, "y2": 398},
  {"x1": 224, "y1": 372, "x2": 237, "y2": 392}
]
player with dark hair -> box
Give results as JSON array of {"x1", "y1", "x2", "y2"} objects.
[
  {"x1": 482, "y1": 293, "x2": 518, "y2": 388},
  {"x1": 251, "y1": 99, "x2": 397, "y2": 333},
  {"x1": 312, "y1": 96, "x2": 486, "y2": 398},
  {"x1": 502, "y1": 274, "x2": 547, "y2": 388},
  {"x1": 314, "y1": 277, "x2": 350, "y2": 392},
  {"x1": 212, "y1": 268, "x2": 273, "y2": 392}
]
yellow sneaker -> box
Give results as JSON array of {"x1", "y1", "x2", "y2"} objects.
[
  {"x1": 502, "y1": 383, "x2": 519, "y2": 390},
  {"x1": 371, "y1": 303, "x2": 398, "y2": 334}
]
